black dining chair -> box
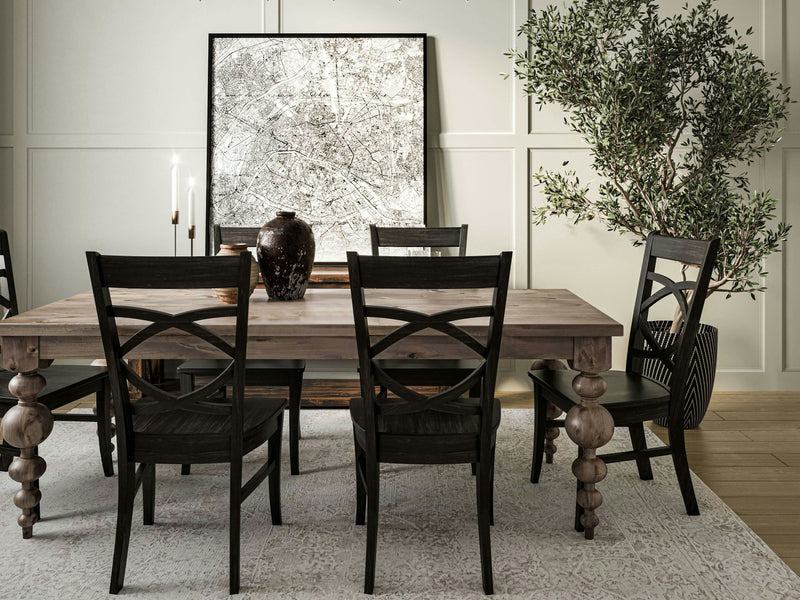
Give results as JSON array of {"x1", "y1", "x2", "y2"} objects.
[
  {"x1": 87, "y1": 251, "x2": 285, "y2": 595},
  {"x1": 348, "y1": 250, "x2": 512, "y2": 595},
  {"x1": 177, "y1": 224, "x2": 305, "y2": 475},
  {"x1": 1, "y1": 229, "x2": 113, "y2": 491},
  {"x1": 529, "y1": 233, "x2": 719, "y2": 532},
  {"x1": 370, "y1": 224, "x2": 483, "y2": 474}
]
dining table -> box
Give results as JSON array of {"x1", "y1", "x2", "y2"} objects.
[{"x1": 0, "y1": 286, "x2": 623, "y2": 541}]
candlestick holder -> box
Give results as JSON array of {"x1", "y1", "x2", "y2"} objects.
[
  {"x1": 172, "y1": 210, "x2": 179, "y2": 257},
  {"x1": 188, "y1": 225, "x2": 196, "y2": 257}
]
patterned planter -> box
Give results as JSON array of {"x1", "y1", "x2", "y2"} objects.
[{"x1": 642, "y1": 320, "x2": 718, "y2": 429}]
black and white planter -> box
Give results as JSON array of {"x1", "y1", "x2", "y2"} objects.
[{"x1": 641, "y1": 320, "x2": 718, "y2": 430}]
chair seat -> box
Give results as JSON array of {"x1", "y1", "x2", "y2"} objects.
[
  {"x1": 0, "y1": 365, "x2": 107, "y2": 413},
  {"x1": 132, "y1": 396, "x2": 287, "y2": 464},
  {"x1": 529, "y1": 369, "x2": 670, "y2": 425},
  {"x1": 177, "y1": 359, "x2": 305, "y2": 377}
]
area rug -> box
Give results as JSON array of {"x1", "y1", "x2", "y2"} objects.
[{"x1": 1, "y1": 409, "x2": 798, "y2": 600}]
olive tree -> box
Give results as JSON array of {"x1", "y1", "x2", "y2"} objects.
[{"x1": 508, "y1": 0, "x2": 791, "y2": 323}]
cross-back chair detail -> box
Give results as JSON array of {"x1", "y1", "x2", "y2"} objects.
[
  {"x1": 351, "y1": 254, "x2": 509, "y2": 420},
  {"x1": 116, "y1": 305, "x2": 240, "y2": 417},
  {"x1": 626, "y1": 235, "x2": 718, "y2": 423},
  {"x1": 88, "y1": 254, "x2": 251, "y2": 424},
  {"x1": 365, "y1": 304, "x2": 493, "y2": 417},
  {"x1": 348, "y1": 251, "x2": 512, "y2": 595},
  {"x1": 627, "y1": 241, "x2": 710, "y2": 374},
  {"x1": 87, "y1": 251, "x2": 285, "y2": 595},
  {"x1": 629, "y1": 275, "x2": 693, "y2": 371}
]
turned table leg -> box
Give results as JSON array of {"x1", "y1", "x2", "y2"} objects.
[
  {"x1": 1, "y1": 336, "x2": 53, "y2": 538},
  {"x1": 566, "y1": 338, "x2": 614, "y2": 540}
]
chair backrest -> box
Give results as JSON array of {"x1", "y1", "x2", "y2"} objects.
[
  {"x1": 369, "y1": 224, "x2": 469, "y2": 256},
  {"x1": 347, "y1": 251, "x2": 512, "y2": 441},
  {"x1": 212, "y1": 225, "x2": 262, "y2": 255},
  {"x1": 0, "y1": 229, "x2": 19, "y2": 320},
  {"x1": 625, "y1": 233, "x2": 720, "y2": 426},
  {"x1": 86, "y1": 252, "x2": 253, "y2": 460}
]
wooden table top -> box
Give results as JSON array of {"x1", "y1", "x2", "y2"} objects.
[{"x1": 0, "y1": 288, "x2": 623, "y2": 339}]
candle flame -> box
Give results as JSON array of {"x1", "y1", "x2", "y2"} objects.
[
  {"x1": 171, "y1": 154, "x2": 180, "y2": 166},
  {"x1": 188, "y1": 177, "x2": 196, "y2": 187}
]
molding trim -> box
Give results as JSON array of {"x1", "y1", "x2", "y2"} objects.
[{"x1": 782, "y1": 148, "x2": 800, "y2": 371}]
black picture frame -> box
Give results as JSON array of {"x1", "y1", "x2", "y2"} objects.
[{"x1": 206, "y1": 33, "x2": 427, "y2": 263}]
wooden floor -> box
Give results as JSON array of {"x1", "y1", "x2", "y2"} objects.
[{"x1": 10, "y1": 386, "x2": 800, "y2": 576}]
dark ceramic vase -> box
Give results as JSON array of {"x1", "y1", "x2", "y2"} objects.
[{"x1": 257, "y1": 211, "x2": 315, "y2": 300}]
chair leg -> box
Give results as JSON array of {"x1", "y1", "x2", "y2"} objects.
[
  {"x1": 669, "y1": 424, "x2": 699, "y2": 515},
  {"x1": 364, "y1": 456, "x2": 380, "y2": 595},
  {"x1": 179, "y1": 372, "x2": 192, "y2": 396},
  {"x1": 288, "y1": 372, "x2": 302, "y2": 475},
  {"x1": 95, "y1": 384, "x2": 115, "y2": 477},
  {"x1": 230, "y1": 453, "x2": 243, "y2": 595},
  {"x1": 489, "y1": 446, "x2": 496, "y2": 527},
  {"x1": 354, "y1": 431, "x2": 366, "y2": 526},
  {"x1": 142, "y1": 464, "x2": 155, "y2": 525},
  {"x1": 0, "y1": 439, "x2": 16, "y2": 472},
  {"x1": 629, "y1": 422, "x2": 653, "y2": 480},
  {"x1": 0, "y1": 448, "x2": 11, "y2": 472},
  {"x1": 180, "y1": 373, "x2": 192, "y2": 477},
  {"x1": 268, "y1": 412, "x2": 283, "y2": 526},
  {"x1": 476, "y1": 455, "x2": 494, "y2": 594},
  {"x1": 574, "y1": 446, "x2": 585, "y2": 533},
  {"x1": 110, "y1": 461, "x2": 136, "y2": 594},
  {"x1": 470, "y1": 383, "x2": 480, "y2": 476},
  {"x1": 531, "y1": 387, "x2": 548, "y2": 483}
]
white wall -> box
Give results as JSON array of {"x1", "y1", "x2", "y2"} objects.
[{"x1": 0, "y1": 0, "x2": 798, "y2": 390}]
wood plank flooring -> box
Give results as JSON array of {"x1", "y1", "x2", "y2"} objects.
[{"x1": 7, "y1": 386, "x2": 800, "y2": 576}]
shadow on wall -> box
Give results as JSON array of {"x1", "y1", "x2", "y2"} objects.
[{"x1": 425, "y1": 36, "x2": 445, "y2": 231}]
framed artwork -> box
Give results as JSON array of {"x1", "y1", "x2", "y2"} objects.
[{"x1": 206, "y1": 33, "x2": 426, "y2": 262}]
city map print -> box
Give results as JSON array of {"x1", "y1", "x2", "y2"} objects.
[{"x1": 208, "y1": 35, "x2": 426, "y2": 261}]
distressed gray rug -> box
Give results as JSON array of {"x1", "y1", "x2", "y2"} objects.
[{"x1": 1, "y1": 409, "x2": 798, "y2": 600}]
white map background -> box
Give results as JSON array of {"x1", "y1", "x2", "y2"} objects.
[{"x1": 209, "y1": 36, "x2": 425, "y2": 261}]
